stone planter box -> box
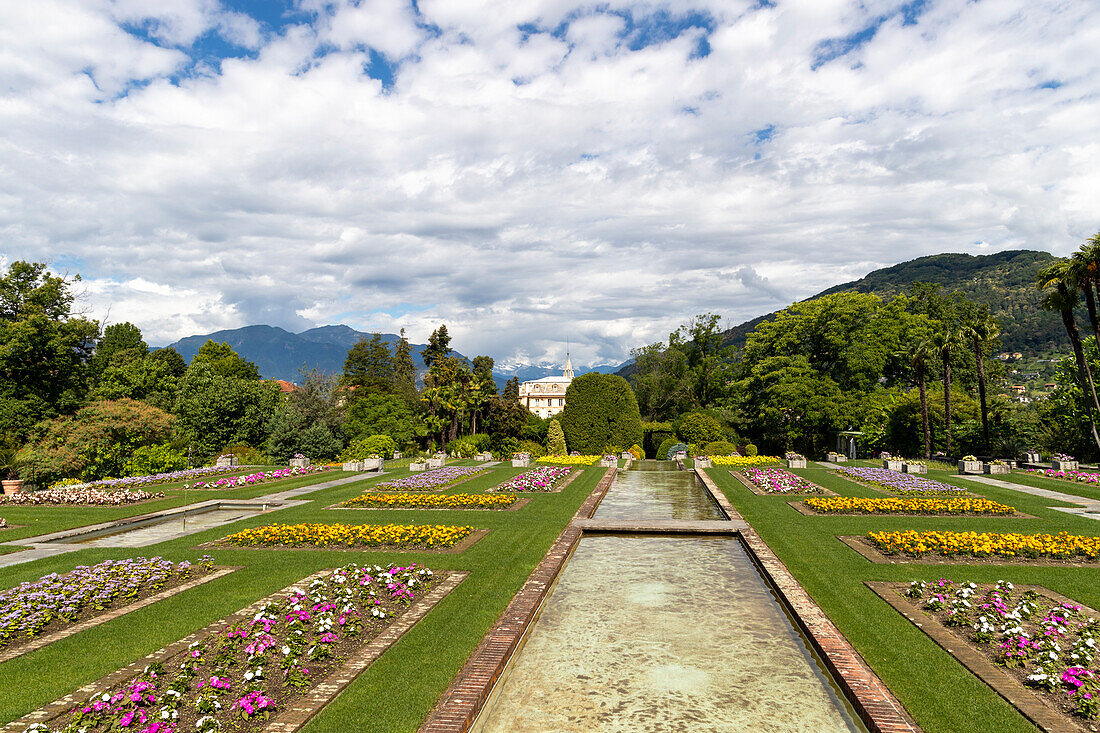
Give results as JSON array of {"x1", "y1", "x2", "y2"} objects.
[
  {"x1": 342, "y1": 462, "x2": 364, "y2": 472},
  {"x1": 903, "y1": 463, "x2": 927, "y2": 474},
  {"x1": 409, "y1": 462, "x2": 427, "y2": 472},
  {"x1": 786, "y1": 459, "x2": 807, "y2": 469},
  {"x1": 983, "y1": 462, "x2": 1010, "y2": 475},
  {"x1": 600, "y1": 457, "x2": 618, "y2": 468},
  {"x1": 826, "y1": 455, "x2": 847, "y2": 463},
  {"x1": 511, "y1": 458, "x2": 530, "y2": 468},
  {"x1": 289, "y1": 457, "x2": 310, "y2": 468},
  {"x1": 362, "y1": 458, "x2": 383, "y2": 471},
  {"x1": 393, "y1": 452, "x2": 403, "y2": 460},
  {"x1": 1024, "y1": 452, "x2": 1041, "y2": 464},
  {"x1": 673, "y1": 451, "x2": 687, "y2": 460},
  {"x1": 474, "y1": 453, "x2": 492, "y2": 462},
  {"x1": 427, "y1": 457, "x2": 445, "y2": 469},
  {"x1": 1052, "y1": 460, "x2": 1079, "y2": 472},
  {"x1": 883, "y1": 460, "x2": 904, "y2": 472},
  {"x1": 1, "y1": 479, "x2": 23, "y2": 495},
  {"x1": 958, "y1": 460, "x2": 983, "y2": 475},
  {"x1": 215, "y1": 455, "x2": 239, "y2": 467},
  {"x1": 693, "y1": 457, "x2": 712, "y2": 469}
]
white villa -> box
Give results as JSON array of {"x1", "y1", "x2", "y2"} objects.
[{"x1": 518, "y1": 357, "x2": 574, "y2": 419}]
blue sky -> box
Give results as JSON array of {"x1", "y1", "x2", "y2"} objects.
[{"x1": 1, "y1": 0, "x2": 1097, "y2": 367}]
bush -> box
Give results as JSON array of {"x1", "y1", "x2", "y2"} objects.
[
  {"x1": 559, "y1": 373, "x2": 643, "y2": 454},
  {"x1": 341, "y1": 434, "x2": 397, "y2": 461},
  {"x1": 518, "y1": 440, "x2": 546, "y2": 458},
  {"x1": 546, "y1": 420, "x2": 567, "y2": 455},
  {"x1": 676, "y1": 412, "x2": 725, "y2": 445},
  {"x1": 492, "y1": 436, "x2": 521, "y2": 458},
  {"x1": 743, "y1": 443, "x2": 758, "y2": 456},
  {"x1": 665, "y1": 442, "x2": 688, "y2": 460},
  {"x1": 218, "y1": 443, "x2": 272, "y2": 466},
  {"x1": 703, "y1": 441, "x2": 738, "y2": 457},
  {"x1": 629, "y1": 444, "x2": 644, "y2": 460},
  {"x1": 446, "y1": 434, "x2": 491, "y2": 458},
  {"x1": 130, "y1": 443, "x2": 187, "y2": 475},
  {"x1": 656, "y1": 437, "x2": 677, "y2": 461}
]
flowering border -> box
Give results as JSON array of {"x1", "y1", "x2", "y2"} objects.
[
  {"x1": 324, "y1": 497, "x2": 534, "y2": 513},
  {"x1": 790, "y1": 498, "x2": 1030, "y2": 518},
  {"x1": 729, "y1": 470, "x2": 835, "y2": 496},
  {"x1": 488, "y1": 467, "x2": 580, "y2": 494},
  {"x1": 1, "y1": 569, "x2": 467, "y2": 733},
  {"x1": 868, "y1": 581, "x2": 1094, "y2": 733},
  {"x1": 204, "y1": 528, "x2": 491, "y2": 555},
  {"x1": 0, "y1": 566, "x2": 238, "y2": 665},
  {"x1": 839, "y1": 535, "x2": 1100, "y2": 566}
]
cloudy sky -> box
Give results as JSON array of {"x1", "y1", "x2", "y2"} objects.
[{"x1": 2, "y1": 0, "x2": 1098, "y2": 367}]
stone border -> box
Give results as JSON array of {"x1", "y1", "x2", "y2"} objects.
[
  {"x1": 418, "y1": 467, "x2": 617, "y2": 733},
  {"x1": 0, "y1": 566, "x2": 240, "y2": 665},
  {"x1": 839, "y1": 535, "x2": 1100, "y2": 567},
  {"x1": 324, "y1": 497, "x2": 534, "y2": 512},
  {"x1": 365, "y1": 469, "x2": 495, "y2": 494},
  {"x1": 739, "y1": 530, "x2": 922, "y2": 733},
  {"x1": 730, "y1": 470, "x2": 837, "y2": 496},
  {"x1": 788, "y1": 501, "x2": 1036, "y2": 519},
  {"x1": 867, "y1": 581, "x2": 1092, "y2": 733},
  {"x1": 486, "y1": 466, "x2": 581, "y2": 495},
  {"x1": 203, "y1": 528, "x2": 491, "y2": 555},
  {"x1": 695, "y1": 468, "x2": 744, "y2": 520},
  {"x1": 2, "y1": 568, "x2": 466, "y2": 733}
]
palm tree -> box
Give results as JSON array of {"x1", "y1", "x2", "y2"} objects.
[
  {"x1": 930, "y1": 329, "x2": 959, "y2": 456},
  {"x1": 1069, "y1": 232, "x2": 1100, "y2": 345},
  {"x1": 1038, "y1": 262, "x2": 1100, "y2": 451},
  {"x1": 963, "y1": 316, "x2": 999, "y2": 453},
  {"x1": 904, "y1": 338, "x2": 935, "y2": 459}
]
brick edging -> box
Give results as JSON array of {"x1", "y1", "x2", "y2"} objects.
[
  {"x1": 739, "y1": 529, "x2": 922, "y2": 733},
  {"x1": 417, "y1": 467, "x2": 617, "y2": 733},
  {"x1": 867, "y1": 582, "x2": 1081, "y2": 733},
  {"x1": 0, "y1": 566, "x2": 240, "y2": 665}
]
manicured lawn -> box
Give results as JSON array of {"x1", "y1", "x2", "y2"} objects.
[
  {"x1": 707, "y1": 463, "x2": 1100, "y2": 733},
  {"x1": 0, "y1": 463, "x2": 602, "y2": 732}
]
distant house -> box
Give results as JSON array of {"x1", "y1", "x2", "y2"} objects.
[
  {"x1": 1012, "y1": 352, "x2": 1023, "y2": 359},
  {"x1": 1045, "y1": 382, "x2": 1058, "y2": 389},
  {"x1": 518, "y1": 357, "x2": 574, "y2": 419},
  {"x1": 1010, "y1": 385, "x2": 1026, "y2": 394},
  {"x1": 266, "y1": 379, "x2": 298, "y2": 395},
  {"x1": 996, "y1": 353, "x2": 1011, "y2": 361}
]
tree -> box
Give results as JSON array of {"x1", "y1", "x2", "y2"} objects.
[
  {"x1": 148, "y1": 347, "x2": 187, "y2": 379},
  {"x1": 90, "y1": 348, "x2": 176, "y2": 402},
  {"x1": 929, "y1": 328, "x2": 960, "y2": 455},
  {"x1": 963, "y1": 315, "x2": 999, "y2": 453},
  {"x1": 174, "y1": 362, "x2": 279, "y2": 459},
  {"x1": 559, "y1": 373, "x2": 643, "y2": 453},
  {"x1": 89, "y1": 322, "x2": 147, "y2": 382},
  {"x1": 190, "y1": 341, "x2": 261, "y2": 381},
  {"x1": 546, "y1": 419, "x2": 567, "y2": 454},
  {"x1": 392, "y1": 328, "x2": 419, "y2": 405},
  {"x1": 421, "y1": 324, "x2": 452, "y2": 368},
  {"x1": 903, "y1": 339, "x2": 935, "y2": 459},
  {"x1": 420, "y1": 355, "x2": 470, "y2": 446},
  {"x1": 502, "y1": 377, "x2": 520, "y2": 401},
  {"x1": 343, "y1": 334, "x2": 395, "y2": 395},
  {"x1": 467, "y1": 356, "x2": 496, "y2": 434},
  {"x1": 1038, "y1": 262, "x2": 1100, "y2": 451},
  {"x1": 345, "y1": 393, "x2": 424, "y2": 446},
  {"x1": 676, "y1": 412, "x2": 725, "y2": 445},
  {"x1": 0, "y1": 261, "x2": 98, "y2": 438},
  {"x1": 265, "y1": 371, "x2": 345, "y2": 461},
  {"x1": 16, "y1": 399, "x2": 175, "y2": 484}
]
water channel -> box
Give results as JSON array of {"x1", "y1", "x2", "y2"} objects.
[{"x1": 472, "y1": 462, "x2": 867, "y2": 733}]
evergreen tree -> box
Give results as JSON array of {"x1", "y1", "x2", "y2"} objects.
[
  {"x1": 421, "y1": 324, "x2": 452, "y2": 368},
  {"x1": 190, "y1": 341, "x2": 261, "y2": 381},
  {"x1": 148, "y1": 347, "x2": 187, "y2": 379},
  {"x1": 503, "y1": 377, "x2": 520, "y2": 401},
  {"x1": 90, "y1": 322, "x2": 147, "y2": 381},
  {"x1": 559, "y1": 373, "x2": 643, "y2": 453},
  {"x1": 547, "y1": 419, "x2": 567, "y2": 454},
  {"x1": 343, "y1": 334, "x2": 395, "y2": 394},
  {"x1": 392, "y1": 328, "x2": 418, "y2": 404}
]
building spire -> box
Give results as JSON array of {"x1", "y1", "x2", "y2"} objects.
[{"x1": 563, "y1": 351, "x2": 574, "y2": 380}]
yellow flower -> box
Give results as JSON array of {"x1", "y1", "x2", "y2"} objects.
[
  {"x1": 711, "y1": 456, "x2": 783, "y2": 468},
  {"x1": 224, "y1": 522, "x2": 474, "y2": 549},
  {"x1": 805, "y1": 497, "x2": 1015, "y2": 515}
]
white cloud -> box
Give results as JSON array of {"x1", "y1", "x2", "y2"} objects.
[{"x1": 1, "y1": 0, "x2": 1099, "y2": 366}]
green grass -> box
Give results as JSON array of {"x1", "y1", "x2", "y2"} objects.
[
  {"x1": 707, "y1": 463, "x2": 1100, "y2": 733},
  {"x1": 0, "y1": 463, "x2": 600, "y2": 732}
]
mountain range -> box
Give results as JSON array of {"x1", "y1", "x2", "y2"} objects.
[{"x1": 165, "y1": 324, "x2": 622, "y2": 386}]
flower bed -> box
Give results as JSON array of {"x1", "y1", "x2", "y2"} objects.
[
  {"x1": 741, "y1": 467, "x2": 822, "y2": 494},
  {"x1": 804, "y1": 497, "x2": 1016, "y2": 515},
  {"x1": 373, "y1": 466, "x2": 488, "y2": 492},
  {"x1": 711, "y1": 455, "x2": 782, "y2": 468},
  {"x1": 0, "y1": 517, "x2": 5, "y2": 529},
  {"x1": 867, "y1": 530, "x2": 1100, "y2": 560},
  {"x1": 1027, "y1": 468, "x2": 1100, "y2": 485},
  {"x1": 0, "y1": 487, "x2": 165, "y2": 505},
  {"x1": 30, "y1": 563, "x2": 437, "y2": 733},
  {"x1": 63, "y1": 466, "x2": 241, "y2": 491},
  {"x1": 222, "y1": 523, "x2": 474, "y2": 550},
  {"x1": 893, "y1": 579, "x2": 1100, "y2": 723},
  {"x1": 536, "y1": 455, "x2": 601, "y2": 466},
  {"x1": 492, "y1": 466, "x2": 572, "y2": 492},
  {"x1": 1, "y1": 556, "x2": 213, "y2": 655},
  {"x1": 835, "y1": 466, "x2": 966, "y2": 495},
  {"x1": 187, "y1": 466, "x2": 328, "y2": 489},
  {"x1": 339, "y1": 493, "x2": 518, "y2": 510}
]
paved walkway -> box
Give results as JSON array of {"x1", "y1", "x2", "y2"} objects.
[
  {"x1": 264, "y1": 471, "x2": 385, "y2": 500},
  {"x1": 958, "y1": 474, "x2": 1100, "y2": 522}
]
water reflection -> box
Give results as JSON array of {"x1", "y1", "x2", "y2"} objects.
[{"x1": 592, "y1": 462, "x2": 724, "y2": 521}]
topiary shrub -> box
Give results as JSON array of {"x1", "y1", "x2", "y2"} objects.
[
  {"x1": 703, "y1": 440, "x2": 738, "y2": 457},
  {"x1": 559, "y1": 373, "x2": 643, "y2": 454},
  {"x1": 743, "y1": 443, "x2": 758, "y2": 456},
  {"x1": 665, "y1": 442, "x2": 688, "y2": 460},
  {"x1": 656, "y1": 437, "x2": 677, "y2": 461},
  {"x1": 546, "y1": 420, "x2": 567, "y2": 455},
  {"x1": 676, "y1": 412, "x2": 725, "y2": 445}
]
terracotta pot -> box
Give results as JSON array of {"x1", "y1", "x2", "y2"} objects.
[{"x1": 2, "y1": 479, "x2": 23, "y2": 495}]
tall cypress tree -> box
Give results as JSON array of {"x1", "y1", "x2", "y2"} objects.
[{"x1": 393, "y1": 328, "x2": 419, "y2": 405}]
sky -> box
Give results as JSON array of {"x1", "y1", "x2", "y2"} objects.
[{"x1": 1, "y1": 0, "x2": 1098, "y2": 368}]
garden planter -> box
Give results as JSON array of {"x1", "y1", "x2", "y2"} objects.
[
  {"x1": 600, "y1": 457, "x2": 618, "y2": 467},
  {"x1": 409, "y1": 462, "x2": 427, "y2": 472},
  {"x1": 342, "y1": 462, "x2": 364, "y2": 472},
  {"x1": 1, "y1": 479, "x2": 23, "y2": 495},
  {"x1": 427, "y1": 457, "x2": 445, "y2": 469},
  {"x1": 362, "y1": 458, "x2": 383, "y2": 471},
  {"x1": 392, "y1": 451, "x2": 403, "y2": 459},
  {"x1": 1052, "y1": 460, "x2": 1079, "y2": 472},
  {"x1": 903, "y1": 463, "x2": 927, "y2": 474},
  {"x1": 289, "y1": 457, "x2": 310, "y2": 468},
  {"x1": 826, "y1": 455, "x2": 847, "y2": 463},
  {"x1": 511, "y1": 458, "x2": 530, "y2": 468},
  {"x1": 983, "y1": 463, "x2": 1010, "y2": 475},
  {"x1": 215, "y1": 455, "x2": 239, "y2": 467},
  {"x1": 958, "y1": 460, "x2": 983, "y2": 475},
  {"x1": 883, "y1": 460, "x2": 904, "y2": 472},
  {"x1": 1024, "y1": 451, "x2": 1041, "y2": 464},
  {"x1": 693, "y1": 457, "x2": 712, "y2": 469},
  {"x1": 475, "y1": 453, "x2": 492, "y2": 462},
  {"x1": 786, "y1": 458, "x2": 807, "y2": 469}
]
